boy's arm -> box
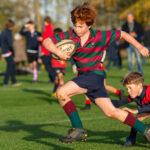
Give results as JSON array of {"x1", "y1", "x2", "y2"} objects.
[
  {"x1": 111, "y1": 98, "x2": 130, "y2": 107},
  {"x1": 122, "y1": 107, "x2": 138, "y2": 114},
  {"x1": 138, "y1": 104, "x2": 150, "y2": 114},
  {"x1": 43, "y1": 38, "x2": 70, "y2": 60},
  {"x1": 121, "y1": 31, "x2": 149, "y2": 57},
  {"x1": 19, "y1": 26, "x2": 27, "y2": 36}
]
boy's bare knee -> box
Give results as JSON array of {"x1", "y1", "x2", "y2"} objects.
[
  {"x1": 105, "y1": 109, "x2": 118, "y2": 118},
  {"x1": 56, "y1": 89, "x2": 67, "y2": 102}
]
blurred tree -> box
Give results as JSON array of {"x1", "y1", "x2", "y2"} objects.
[
  {"x1": 34, "y1": 0, "x2": 42, "y2": 32},
  {"x1": 0, "y1": 0, "x2": 32, "y2": 31}
]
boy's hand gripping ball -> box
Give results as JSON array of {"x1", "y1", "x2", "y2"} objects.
[{"x1": 52, "y1": 40, "x2": 76, "y2": 60}]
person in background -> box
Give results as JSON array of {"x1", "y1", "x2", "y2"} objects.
[
  {"x1": 111, "y1": 72, "x2": 150, "y2": 146},
  {"x1": 122, "y1": 12, "x2": 143, "y2": 74},
  {"x1": 51, "y1": 28, "x2": 66, "y2": 97},
  {"x1": 40, "y1": 16, "x2": 56, "y2": 84},
  {"x1": 0, "y1": 19, "x2": 21, "y2": 86},
  {"x1": 20, "y1": 20, "x2": 41, "y2": 83},
  {"x1": 142, "y1": 24, "x2": 150, "y2": 65},
  {"x1": 106, "y1": 41, "x2": 120, "y2": 70},
  {"x1": 13, "y1": 33, "x2": 27, "y2": 73}
]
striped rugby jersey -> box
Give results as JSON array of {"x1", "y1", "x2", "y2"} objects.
[{"x1": 49, "y1": 28, "x2": 121, "y2": 75}]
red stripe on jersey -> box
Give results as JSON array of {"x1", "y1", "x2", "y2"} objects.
[
  {"x1": 75, "y1": 46, "x2": 105, "y2": 53},
  {"x1": 50, "y1": 36, "x2": 58, "y2": 44},
  {"x1": 59, "y1": 32, "x2": 66, "y2": 40},
  {"x1": 105, "y1": 30, "x2": 111, "y2": 49},
  {"x1": 77, "y1": 62, "x2": 101, "y2": 72},
  {"x1": 115, "y1": 30, "x2": 121, "y2": 41},
  {"x1": 73, "y1": 55, "x2": 102, "y2": 63}
]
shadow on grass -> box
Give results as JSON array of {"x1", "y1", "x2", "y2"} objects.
[
  {"x1": 22, "y1": 88, "x2": 50, "y2": 96},
  {"x1": 0, "y1": 120, "x2": 73, "y2": 150},
  {"x1": 1, "y1": 120, "x2": 149, "y2": 149},
  {"x1": 20, "y1": 79, "x2": 50, "y2": 84},
  {"x1": 86, "y1": 129, "x2": 150, "y2": 148},
  {"x1": 22, "y1": 88, "x2": 59, "y2": 104},
  {"x1": 37, "y1": 96, "x2": 58, "y2": 104}
]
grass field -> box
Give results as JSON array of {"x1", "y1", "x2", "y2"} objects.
[{"x1": 0, "y1": 58, "x2": 150, "y2": 150}]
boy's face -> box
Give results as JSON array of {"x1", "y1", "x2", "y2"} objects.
[
  {"x1": 125, "y1": 83, "x2": 143, "y2": 98},
  {"x1": 73, "y1": 21, "x2": 90, "y2": 37},
  {"x1": 27, "y1": 24, "x2": 35, "y2": 30}
]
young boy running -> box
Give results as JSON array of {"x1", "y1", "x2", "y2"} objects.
[
  {"x1": 43, "y1": 3, "x2": 150, "y2": 143},
  {"x1": 111, "y1": 72, "x2": 150, "y2": 146}
]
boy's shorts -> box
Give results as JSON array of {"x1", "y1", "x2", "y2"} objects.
[
  {"x1": 55, "y1": 68, "x2": 65, "y2": 75},
  {"x1": 104, "y1": 71, "x2": 107, "y2": 78},
  {"x1": 72, "y1": 71, "x2": 109, "y2": 103},
  {"x1": 27, "y1": 53, "x2": 38, "y2": 63}
]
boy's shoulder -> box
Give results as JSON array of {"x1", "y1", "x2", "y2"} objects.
[{"x1": 145, "y1": 85, "x2": 150, "y2": 93}]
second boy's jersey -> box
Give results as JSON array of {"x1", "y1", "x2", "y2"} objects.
[
  {"x1": 112, "y1": 85, "x2": 150, "y2": 114},
  {"x1": 51, "y1": 58, "x2": 66, "y2": 68},
  {"x1": 49, "y1": 28, "x2": 121, "y2": 75}
]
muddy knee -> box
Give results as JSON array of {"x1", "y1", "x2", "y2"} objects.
[{"x1": 56, "y1": 88, "x2": 68, "y2": 103}]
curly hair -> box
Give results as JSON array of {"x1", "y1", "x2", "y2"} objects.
[
  {"x1": 122, "y1": 72, "x2": 144, "y2": 86},
  {"x1": 71, "y1": 3, "x2": 96, "y2": 26}
]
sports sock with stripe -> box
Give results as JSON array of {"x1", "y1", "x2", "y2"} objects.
[
  {"x1": 85, "y1": 99, "x2": 91, "y2": 105},
  {"x1": 63, "y1": 100, "x2": 83, "y2": 129},
  {"x1": 123, "y1": 113, "x2": 146, "y2": 134}
]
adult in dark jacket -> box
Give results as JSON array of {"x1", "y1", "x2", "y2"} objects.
[
  {"x1": 122, "y1": 13, "x2": 143, "y2": 74},
  {"x1": 20, "y1": 21, "x2": 41, "y2": 83},
  {"x1": 0, "y1": 19, "x2": 21, "y2": 86}
]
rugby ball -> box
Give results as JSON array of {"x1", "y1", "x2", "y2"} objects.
[{"x1": 52, "y1": 40, "x2": 76, "y2": 60}]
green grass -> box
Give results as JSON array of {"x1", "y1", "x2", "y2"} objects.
[{"x1": 0, "y1": 58, "x2": 150, "y2": 150}]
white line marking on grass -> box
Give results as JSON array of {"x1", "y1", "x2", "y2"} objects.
[
  {"x1": 0, "y1": 87, "x2": 51, "y2": 91},
  {"x1": 0, "y1": 116, "x2": 106, "y2": 129}
]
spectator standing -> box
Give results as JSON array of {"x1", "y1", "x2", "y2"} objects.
[
  {"x1": 122, "y1": 12, "x2": 143, "y2": 74},
  {"x1": 40, "y1": 16, "x2": 56, "y2": 83},
  {"x1": 13, "y1": 33, "x2": 27, "y2": 71},
  {"x1": 20, "y1": 21, "x2": 41, "y2": 83},
  {"x1": 106, "y1": 41, "x2": 120, "y2": 70},
  {"x1": 0, "y1": 19, "x2": 21, "y2": 86}
]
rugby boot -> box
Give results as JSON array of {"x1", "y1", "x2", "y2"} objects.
[
  {"x1": 51, "y1": 92, "x2": 57, "y2": 98},
  {"x1": 59, "y1": 128, "x2": 87, "y2": 143},
  {"x1": 144, "y1": 124, "x2": 150, "y2": 142},
  {"x1": 124, "y1": 136, "x2": 136, "y2": 147}
]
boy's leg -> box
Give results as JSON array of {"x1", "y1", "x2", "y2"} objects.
[
  {"x1": 32, "y1": 61, "x2": 38, "y2": 83},
  {"x1": 124, "y1": 128, "x2": 137, "y2": 147},
  {"x1": 56, "y1": 81, "x2": 88, "y2": 142},
  {"x1": 80, "y1": 95, "x2": 91, "y2": 110},
  {"x1": 52, "y1": 77, "x2": 59, "y2": 94},
  {"x1": 58, "y1": 72, "x2": 64, "y2": 86},
  {"x1": 104, "y1": 79, "x2": 124, "y2": 100},
  {"x1": 124, "y1": 113, "x2": 150, "y2": 146},
  {"x1": 137, "y1": 113, "x2": 150, "y2": 121},
  {"x1": 95, "y1": 98, "x2": 150, "y2": 142}
]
